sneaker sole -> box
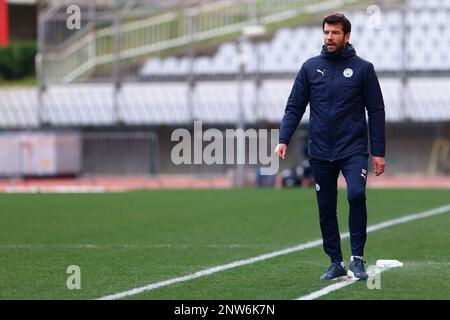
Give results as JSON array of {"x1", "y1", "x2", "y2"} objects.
[
  {"x1": 331, "y1": 275, "x2": 349, "y2": 281},
  {"x1": 347, "y1": 270, "x2": 368, "y2": 281},
  {"x1": 320, "y1": 274, "x2": 348, "y2": 281}
]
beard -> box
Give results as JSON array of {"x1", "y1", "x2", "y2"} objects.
[{"x1": 325, "y1": 40, "x2": 346, "y2": 53}]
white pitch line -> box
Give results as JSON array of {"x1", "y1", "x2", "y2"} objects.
[
  {"x1": 0, "y1": 244, "x2": 276, "y2": 250},
  {"x1": 97, "y1": 204, "x2": 450, "y2": 300},
  {"x1": 97, "y1": 238, "x2": 324, "y2": 300},
  {"x1": 297, "y1": 279, "x2": 357, "y2": 300},
  {"x1": 296, "y1": 268, "x2": 390, "y2": 300}
]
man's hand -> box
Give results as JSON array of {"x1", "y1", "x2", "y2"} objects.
[
  {"x1": 372, "y1": 156, "x2": 385, "y2": 176},
  {"x1": 274, "y1": 144, "x2": 287, "y2": 160}
]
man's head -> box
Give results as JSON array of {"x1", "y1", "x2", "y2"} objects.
[{"x1": 322, "y1": 13, "x2": 351, "y2": 53}]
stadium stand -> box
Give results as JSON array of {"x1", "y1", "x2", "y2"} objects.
[
  {"x1": 138, "y1": 8, "x2": 450, "y2": 75},
  {"x1": 2, "y1": 77, "x2": 450, "y2": 127},
  {"x1": 1, "y1": 0, "x2": 450, "y2": 127}
]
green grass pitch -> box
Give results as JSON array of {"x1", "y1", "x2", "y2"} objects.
[{"x1": 0, "y1": 188, "x2": 449, "y2": 300}]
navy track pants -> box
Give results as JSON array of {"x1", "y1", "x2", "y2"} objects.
[{"x1": 310, "y1": 154, "x2": 368, "y2": 263}]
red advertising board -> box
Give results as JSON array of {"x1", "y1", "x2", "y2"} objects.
[{"x1": 0, "y1": 0, "x2": 9, "y2": 46}]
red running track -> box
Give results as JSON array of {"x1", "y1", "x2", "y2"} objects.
[{"x1": 1, "y1": 175, "x2": 449, "y2": 192}]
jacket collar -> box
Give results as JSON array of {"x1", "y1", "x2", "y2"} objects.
[{"x1": 320, "y1": 43, "x2": 356, "y2": 60}]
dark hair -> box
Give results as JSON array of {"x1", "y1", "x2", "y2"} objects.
[{"x1": 322, "y1": 13, "x2": 351, "y2": 34}]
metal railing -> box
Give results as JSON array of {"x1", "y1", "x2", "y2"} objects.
[
  {"x1": 38, "y1": 0, "x2": 360, "y2": 83},
  {"x1": 82, "y1": 131, "x2": 159, "y2": 175}
]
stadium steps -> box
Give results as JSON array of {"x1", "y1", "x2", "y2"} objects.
[{"x1": 39, "y1": 0, "x2": 362, "y2": 83}]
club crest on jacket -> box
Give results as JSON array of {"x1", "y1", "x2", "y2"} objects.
[{"x1": 343, "y1": 68, "x2": 353, "y2": 77}]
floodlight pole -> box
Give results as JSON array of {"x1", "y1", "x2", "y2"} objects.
[
  {"x1": 187, "y1": 9, "x2": 197, "y2": 123},
  {"x1": 36, "y1": 10, "x2": 46, "y2": 127},
  {"x1": 399, "y1": 3, "x2": 409, "y2": 121},
  {"x1": 235, "y1": 24, "x2": 266, "y2": 187},
  {"x1": 113, "y1": 0, "x2": 122, "y2": 124},
  {"x1": 235, "y1": 34, "x2": 248, "y2": 188}
]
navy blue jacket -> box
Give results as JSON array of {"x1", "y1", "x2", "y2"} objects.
[{"x1": 279, "y1": 43, "x2": 385, "y2": 161}]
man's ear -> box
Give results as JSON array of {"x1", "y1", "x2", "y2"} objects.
[{"x1": 344, "y1": 32, "x2": 351, "y2": 44}]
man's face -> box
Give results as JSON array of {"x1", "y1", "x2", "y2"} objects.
[{"x1": 323, "y1": 23, "x2": 350, "y2": 53}]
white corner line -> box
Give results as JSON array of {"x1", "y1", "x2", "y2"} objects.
[
  {"x1": 296, "y1": 268, "x2": 390, "y2": 300},
  {"x1": 296, "y1": 278, "x2": 358, "y2": 300},
  {"x1": 97, "y1": 204, "x2": 450, "y2": 300}
]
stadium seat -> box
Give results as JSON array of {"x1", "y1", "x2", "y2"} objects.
[{"x1": 2, "y1": 1, "x2": 450, "y2": 127}]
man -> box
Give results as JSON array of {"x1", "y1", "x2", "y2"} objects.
[{"x1": 275, "y1": 13, "x2": 385, "y2": 281}]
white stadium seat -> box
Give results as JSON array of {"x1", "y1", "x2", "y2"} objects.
[{"x1": 1, "y1": 0, "x2": 450, "y2": 127}]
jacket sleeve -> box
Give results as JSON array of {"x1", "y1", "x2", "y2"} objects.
[
  {"x1": 279, "y1": 65, "x2": 310, "y2": 145},
  {"x1": 363, "y1": 63, "x2": 385, "y2": 157}
]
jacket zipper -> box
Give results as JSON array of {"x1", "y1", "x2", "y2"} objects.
[{"x1": 328, "y1": 62, "x2": 336, "y2": 162}]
